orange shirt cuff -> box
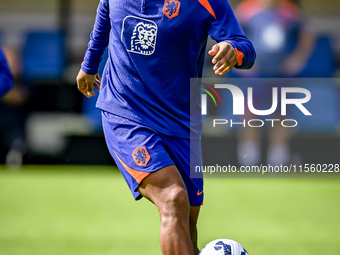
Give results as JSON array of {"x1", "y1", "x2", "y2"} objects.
[{"x1": 235, "y1": 48, "x2": 244, "y2": 67}]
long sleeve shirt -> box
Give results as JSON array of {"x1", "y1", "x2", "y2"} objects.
[{"x1": 82, "y1": 0, "x2": 256, "y2": 139}]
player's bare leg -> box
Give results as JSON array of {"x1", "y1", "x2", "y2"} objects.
[
  {"x1": 138, "y1": 165, "x2": 195, "y2": 255},
  {"x1": 189, "y1": 206, "x2": 201, "y2": 255}
]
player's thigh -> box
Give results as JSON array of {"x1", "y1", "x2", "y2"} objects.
[
  {"x1": 164, "y1": 136, "x2": 204, "y2": 206},
  {"x1": 138, "y1": 164, "x2": 189, "y2": 208},
  {"x1": 102, "y1": 110, "x2": 175, "y2": 200}
]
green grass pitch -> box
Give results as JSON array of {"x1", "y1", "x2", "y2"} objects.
[{"x1": 0, "y1": 165, "x2": 339, "y2": 255}]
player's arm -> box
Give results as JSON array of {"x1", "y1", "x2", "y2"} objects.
[
  {"x1": 207, "y1": 0, "x2": 256, "y2": 75},
  {"x1": 77, "y1": 0, "x2": 110, "y2": 98},
  {"x1": 0, "y1": 48, "x2": 14, "y2": 98}
]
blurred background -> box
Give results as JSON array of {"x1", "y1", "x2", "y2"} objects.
[{"x1": 0, "y1": 0, "x2": 339, "y2": 167}]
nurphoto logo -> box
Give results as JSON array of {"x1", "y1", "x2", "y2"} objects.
[{"x1": 200, "y1": 83, "x2": 312, "y2": 128}]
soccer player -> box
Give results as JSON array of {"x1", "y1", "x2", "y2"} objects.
[
  {"x1": 0, "y1": 47, "x2": 14, "y2": 98},
  {"x1": 76, "y1": 1, "x2": 255, "y2": 255}
]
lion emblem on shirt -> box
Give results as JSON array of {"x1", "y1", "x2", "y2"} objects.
[
  {"x1": 163, "y1": 0, "x2": 181, "y2": 19},
  {"x1": 132, "y1": 146, "x2": 150, "y2": 166},
  {"x1": 131, "y1": 22, "x2": 157, "y2": 55}
]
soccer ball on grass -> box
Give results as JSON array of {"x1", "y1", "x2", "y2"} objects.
[{"x1": 199, "y1": 239, "x2": 249, "y2": 255}]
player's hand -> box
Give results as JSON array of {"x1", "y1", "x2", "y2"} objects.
[
  {"x1": 76, "y1": 69, "x2": 101, "y2": 98},
  {"x1": 208, "y1": 42, "x2": 238, "y2": 75}
]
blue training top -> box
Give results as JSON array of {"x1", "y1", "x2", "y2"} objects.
[
  {"x1": 81, "y1": 0, "x2": 256, "y2": 139},
  {"x1": 0, "y1": 48, "x2": 14, "y2": 98}
]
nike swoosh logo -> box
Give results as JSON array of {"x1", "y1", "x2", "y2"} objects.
[{"x1": 197, "y1": 190, "x2": 203, "y2": 196}]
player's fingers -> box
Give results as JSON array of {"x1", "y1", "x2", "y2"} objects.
[
  {"x1": 77, "y1": 77, "x2": 85, "y2": 92},
  {"x1": 213, "y1": 47, "x2": 237, "y2": 72},
  {"x1": 93, "y1": 73, "x2": 101, "y2": 91},
  {"x1": 76, "y1": 78, "x2": 82, "y2": 91},
  {"x1": 77, "y1": 80, "x2": 91, "y2": 98},
  {"x1": 214, "y1": 52, "x2": 237, "y2": 75},
  {"x1": 213, "y1": 57, "x2": 228, "y2": 72},
  {"x1": 94, "y1": 80, "x2": 100, "y2": 91},
  {"x1": 208, "y1": 44, "x2": 220, "y2": 58},
  {"x1": 85, "y1": 78, "x2": 95, "y2": 97},
  {"x1": 218, "y1": 59, "x2": 237, "y2": 75},
  {"x1": 76, "y1": 69, "x2": 90, "y2": 97},
  {"x1": 215, "y1": 63, "x2": 230, "y2": 75},
  {"x1": 211, "y1": 44, "x2": 230, "y2": 64},
  {"x1": 87, "y1": 83, "x2": 95, "y2": 97},
  {"x1": 95, "y1": 73, "x2": 101, "y2": 85},
  {"x1": 219, "y1": 66, "x2": 233, "y2": 76}
]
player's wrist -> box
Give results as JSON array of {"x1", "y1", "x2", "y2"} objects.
[{"x1": 81, "y1": 61, "x2": 98, "y2": 76}]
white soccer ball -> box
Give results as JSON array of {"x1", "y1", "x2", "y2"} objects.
[{"x1": 199, "y1": 239, "x2": 249, "y2": 255}]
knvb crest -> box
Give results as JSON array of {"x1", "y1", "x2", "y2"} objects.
[
  {"x1": 163, "y1": 0, "x2": 181, "y2": 19},
  {"x1": 132, "y1": 146, "x2": 150, "y2": 167}
]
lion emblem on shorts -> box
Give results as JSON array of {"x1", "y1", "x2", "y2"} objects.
[
  {"x1": 133, "y1": 146, "x2": 150, "y2": 167},
  {"x1": 131, "y1": 22, "x2": 157, "y2": 55}
]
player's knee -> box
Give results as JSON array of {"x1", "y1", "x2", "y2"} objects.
[
  {"x1": 161, "y1": 185, "x2": 189, "y2": 215},
  {"x1": 158, "y1": 186, "x2": 190, "y2": 229}
]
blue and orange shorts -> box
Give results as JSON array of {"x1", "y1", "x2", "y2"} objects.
[{"x1": 101, "y1": 110, "x2": 204, "y2": 206}]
